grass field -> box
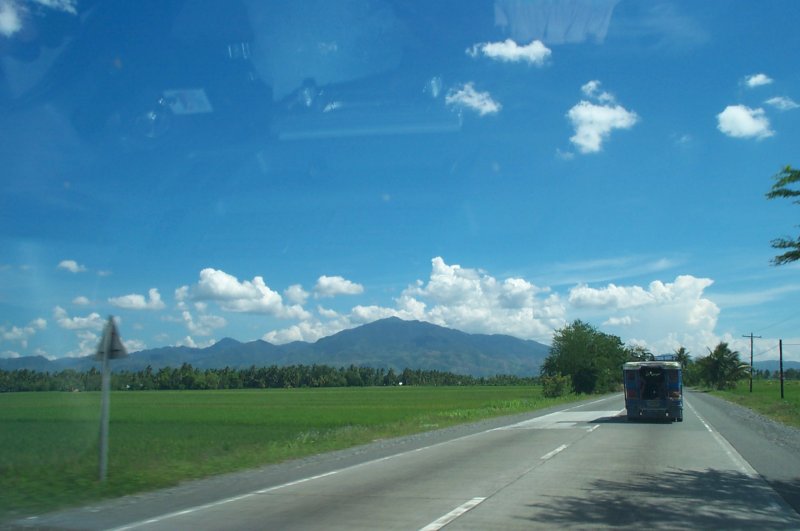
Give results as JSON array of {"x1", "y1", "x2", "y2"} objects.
[
  {"x1": 710, "y1": 380, "x2": 800, "y2": 429},
  {"x1": 0, "y1": 386, "x2": 583, "y2": 521}
]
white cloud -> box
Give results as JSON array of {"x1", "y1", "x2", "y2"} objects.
[
  {"x1": 445, "y1": 83, "x2": 502, "y2": 116},
  {"x1": 717, "y1": 105, "x2": 773, "y2": 139},
  {"x1": 177, "y1": 309, "x2": 227, "y2": 337},
  {"x1": 58, "y1": 259, "x2": 87, "y2": 273},
  {"x1": 285, "y1": 284, "x2": 310, "y2": 305},
  {"x1": 188, "y1": 268, "x2": 310, "y2": 319},
  {"x1": 765, "y1": 96, "x2": 799, "y2": 111},
  {"x1": 745, "y1": 73, "x2": 773, "y2": 88},
  {"x1": 124, "y1": 339, "x2": 146, "y2": 353},
  {"x1": 566, "y1": 81, "x2": 638, "y2": 153},
  {"x1": 109, "y1": 288, "x2": 166, "y2": 311},
  {"x1": 567, "y1": 100, "x2": 639, "y2": 153},
  {"x1": 67, "y1": 330, "x2": 100, "y2": 358},
  {"x1": 1, "y1": 350, "x2": 21, "y2": 359},
  {"x1": 259, "y1": 257, "x2": 731, "y2": 357},
  {"x1": 604, "y1": 316, "x2": 635, "y2": 327},
  {"x1": 581, "y1": 80, "x2": 615, "y2": 103},
  {"x1": 53, "y1": 306, "x2": 104, "y2": 330},
  {"x1": 1, "y1": 318, "x2": 46, "y2": 348},
  {"x1": 314, "y1": 275, "x2": 364, "y2": 298},
  {"x1": 467, "y1": 38, "x2": 551, "y2": 65},
  {"x1": 567, "y1": 275, "x2": 720, "y2": 355},
  {"x1": 0, "y1": 0, "x2": 21, "y2": 37},
  {"x1": 73, "y1": 296, "x2": 90, "y2": 306}
]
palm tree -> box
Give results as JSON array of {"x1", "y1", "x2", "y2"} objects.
[{"x1": 696, "y1": 342, "x2": 749, "y2": 390}]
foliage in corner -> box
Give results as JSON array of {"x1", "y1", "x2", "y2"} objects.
[{"x1": 766, "y1": 165, "x2": 800, "y2": 265}]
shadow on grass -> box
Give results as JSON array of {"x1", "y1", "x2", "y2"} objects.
[{"x1": 519, "y1": 468, "x2": 800, "y2": 529}]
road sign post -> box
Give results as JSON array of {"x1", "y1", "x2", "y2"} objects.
[{"x1": 95, "y1": 316, "x2": 127, "y2": 482}]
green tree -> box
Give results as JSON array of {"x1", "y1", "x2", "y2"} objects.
[
  {"x1": 541, "y1": 320, "x2": 628, "y2": 394},
  {"x1": 695, "y1": 342, "x2": 749, "y2": 390},
  {"x1": 766, "y1": 165, "x2": 800, "y2": 265},
  {"x1": 673, "y1": 346, "x2": 691, "y2": 370}
]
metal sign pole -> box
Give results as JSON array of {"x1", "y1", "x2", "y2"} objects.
[
  {"x1": 96, "y1": 316, "x2": 127, "y2": 482},
  {"x1": 99, "y1": 342, "x2": 110, "y2": 482}
]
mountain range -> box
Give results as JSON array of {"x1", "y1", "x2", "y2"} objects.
[{"x1": 0, "y1": 317, "x2": 551, "y2": 377}]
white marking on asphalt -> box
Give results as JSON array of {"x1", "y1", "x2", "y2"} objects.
[
  {"x1": 109, "y1": 397, "x2": 615, "y2": 530},
  {"x1": 418, "y1": 497, "x2": 487, "y2": 531},
  {"x1": 684, "y1": 400, "x2": 758, "y2": 478},
  {"x1": 587, "y1": 424, "x2": 599, "y2": 433},
  {"x1": 540, "y1": 444, "x2": 568, "y2": 460}
]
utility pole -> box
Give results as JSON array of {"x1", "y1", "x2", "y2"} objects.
[
  {"x1": 743, "y1": 333, "x2": 761, "y2": 392},
  {"x1": 779, "y1": 339, "x2": 784, "y2": 400}
]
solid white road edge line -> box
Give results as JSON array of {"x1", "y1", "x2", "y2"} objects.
[
  {"x1": 418, "y1": 497, "x2": 487, "y2": 531},
  {"x1": 685, "y1": 398, "x2": 800, "y2": 519},
  {"x1": 109, "y1": 396, "x2": 614, "y2": 530},
  {"x1": 684, "y1": 400, "x2": 757, "y2": 478}
]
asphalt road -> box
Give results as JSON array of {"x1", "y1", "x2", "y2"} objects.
[{"x1": 12, "y1": 392, "x2": 800, "y2": 530}]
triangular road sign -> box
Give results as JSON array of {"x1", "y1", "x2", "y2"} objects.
[{"x1": 95, "y1": 316, "x2": 128, "y2": 360}]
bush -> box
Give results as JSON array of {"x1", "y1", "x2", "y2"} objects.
[{"x1": 541, "y1": 374, "x2": 571, "y2": 398}]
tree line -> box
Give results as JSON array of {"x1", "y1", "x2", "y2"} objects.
[
  {"x1": 0, "y1": 363, "x2": 537, "y2": 393},
  {"x1": 539, "y1": 320, "x2": 779, "y2": 395}
]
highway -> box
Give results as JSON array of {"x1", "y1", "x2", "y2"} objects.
[{"x1": 14, "y1": 392, "x2": 800, "y2": 530}]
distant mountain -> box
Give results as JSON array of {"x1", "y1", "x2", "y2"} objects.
[
  {"x1": 753, "y1": 360, "x2": 800, "y2": 372},
  {"x1": 0, "y1": 318, "x2": 550, "y2": 377}
]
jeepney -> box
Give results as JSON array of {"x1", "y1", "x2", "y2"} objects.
[{"x1": 623, "y1": 360, "x2": 683, "y2": 422}]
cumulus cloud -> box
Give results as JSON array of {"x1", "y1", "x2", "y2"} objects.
[
  {"x1": 314, "y1": 275, "x2": 364, "y2": 298},
  {"x1": 53, "y1": 306, "x2": 104, "y2": 330},
  {"x1": 603, "y1": 316, "x2": 635, "y2": 327},
  {"x1": 185, "y1": 268, "x2": 310, "y2": 319},
  {"x1": 567, "y1": 100, "x2": 639, "y2": 153},
  {"x1": 58, "y1": 259, "x2": 87, "y2": 273},
  {"x1": 717, "y1": 105, "x2": 773, "y2": 139},
  {"x1": 745, "y1": 73, "x2": 773, "y2": 88},
  {"x1": 467, "y1": 38, "x2": 551, "y2": 65},
  {"x1": 1, "y1": 350, "x2": 21, "y2": 359},
  {"x1": 176, "y1": 309, "x2": 227, "y2": 337},
  {"x1": 566, "y1": 81, "x2": 638, "y2": 153},
  {"x1": 109, "y1": 288, "x2": 166, "y2": 311},
  {"x1": 67, "y1": 330, "x2": 100, "y2": 358},
  {"x1": 567, "y1": 275, "x2": 720, "y2": 354},
  {"x1": 581, "y1": 80, "x2": 615, "y2": 103},
  {"x1": 285, "y1": 284, "x2": 310, "y2": 305},
  {"x1": 765, "y1": 96, "x2": 799, "y2": 111},
  {"x1": 123, "y1": 339, "x2": 146, "y2": 353},
  {"x1": 262, "y1": 256, "x2": 730, "y2": 357},
  {"x1": 1, "y1": 318, "x2": 46, "y2": 348},
  {"x1": 445, "y1": 83, "x2": 502, "y2": 116},
  {"x1": 73, "y1": 296, "x2": 90, "y2": 306}
]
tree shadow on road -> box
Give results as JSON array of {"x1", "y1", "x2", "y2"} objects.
[{"x1": 519, "y1": 468, "x2": 800, "y2": 529}]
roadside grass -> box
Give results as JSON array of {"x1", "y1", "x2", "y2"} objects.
[
  {"x1": 709, "y1": 380, "x2": 800, "y2": 429},
  {"x1": 0, "y1": 386, "x2": 583, "y2": 521}
]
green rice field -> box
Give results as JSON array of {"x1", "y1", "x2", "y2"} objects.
[
  {"x1": 710, "y1": 380, "x2": 800, "y2": 428},
  {"x1": 0, "y1": 386, "x2": 582, "y2": 521}
]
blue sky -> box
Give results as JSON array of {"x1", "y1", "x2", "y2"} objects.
[{"x1": 1, "y1": 0, "x2": 799, "y2": 363}]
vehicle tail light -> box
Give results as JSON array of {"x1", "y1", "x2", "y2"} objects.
[{"x1": 626, "y1": 389, "x2": 637, "y2": 399}]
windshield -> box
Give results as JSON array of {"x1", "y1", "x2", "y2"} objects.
[{"x1": 2, "y1": 0, "x2": 799, "y2": 371}]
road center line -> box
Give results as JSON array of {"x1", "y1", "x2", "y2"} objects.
[
  {"x1": 418, "y1": 497, "x2": 487, "y2": 531},
  {"x1": 540, "y1": 444, "x2": 568, "y2": 460}
]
